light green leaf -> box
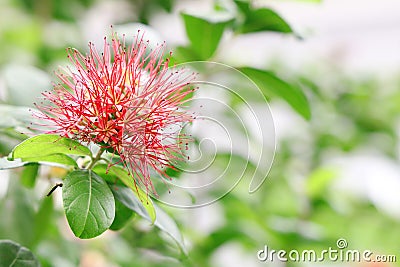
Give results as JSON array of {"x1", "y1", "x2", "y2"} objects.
[
  {"x1": 0, "y1": 240, "x2": 40, "y2": 267},
  {"x1": 62, "y1": 170, "x2": 115, "y2": 239},
  {"x1": 240, "y1": 67, "x2": 311, "y2": 120},
  {"x1": 21, "y1": 154, "x2": 78, "y2": 167},
  {"x1": 181, "y1": 13, "x2": 232, "y2": 60},
  {"x1": 11, "y1": 134, "x2": 92, "y2": 160}
]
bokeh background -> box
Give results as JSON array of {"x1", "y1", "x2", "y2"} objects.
[{"x1": 0, "y1": 0, "x2": 400, "y2": 266}]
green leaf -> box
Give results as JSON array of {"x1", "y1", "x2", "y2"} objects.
[
  {"x1": 32, "y1": 196, "x2": 53, "y2": 247},
  {"x1": 234, "y1": 0, "x2": 251, "y2": 13},
  {"x1": 0, "y1": 180, "x2": 35, "y2": 246},
  {"x1": 172, "y1": 46, "x2": 200, "y2": 64},
  {"x1": 102, "y1": 164, "x2": 156, "y2": 223},
  {"x1": 21, "y1": 154, "x2": 78, "y2": 167},
  {"x1": 62, "y1": 170, "x2": 115, "y2": 239},
  {"x1": 155, "y1": 0, "x2": 173, "y2": 12},
  {"x1": 234, "y1": 1, "x2": 293, "y2": 34},
  {"x1": 11, "y1": 134, "x2": 92, "y2": 160},
  {"x1": 110, "y1": 185, "x2": 186, "y2": 254},
  {"x1": 92, "y1": 164, "x2": 118, "y2": 184},
  {"x1": 241, "y1": 9, "x2": 293, "y2": 34},
  {"x1": 110, "y1": 185, "x2": 154, "y2": 224},
  {"x1": 0, "y1": 240, "x2": 40, "y2": 267},
  {"x1": 109, "y1": 197, "x2": 135, "y2": 231},
  {"x1": 181, "y1": 13, "x2": 232, "y2": 60},
  {"x1": 240, "y1": 67, "x2": 311, "y2": 119},
  {"x1": 21, "y1": 163, "x2": 39, "y2": 188},
  {"x1": 153, "y1": 205, "x2": 187, "y2": 255}
]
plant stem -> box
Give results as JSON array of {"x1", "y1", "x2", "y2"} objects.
[{"x1": 86, "y1": 147, "x2": 106, "y2": 170}]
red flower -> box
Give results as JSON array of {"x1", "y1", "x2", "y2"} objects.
[{"x1": 36, "y1": 31, "x2": 196, "y2": 193}]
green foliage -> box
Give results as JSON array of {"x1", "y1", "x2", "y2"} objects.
[
  {"x1": 109, "y1": 198, "x2": 135, "y2": 231},
  {"x1": 305, "y1": 168, "x2": 337, "y2": 199},
  {"x1": 0, "y1": 240, "x2": 40, "y2": 267},
  {"x1": 153, "y1": 205, "x2": 187, "y2": 256},
  {"x1": 181, "y1": 13, "x2": 232, "y2": 60},
  {"x1": 110, "y1": 185, "x2": 155, "y2": 226},
  {"x1": 110, "y1": 185, "x2": 187, "y2": 254},
  {"x1": 10, "y1": 134, "x2": 92, "y2": 159},
  {"x1": 32, "y1": 197, "x2": 54, "y2": 248},
  {"x1": 234, "y1": 0, "x2": 293, "y2": 34},
  {"x1": 96, "y1": 164, "x2": 157, "y2": 223},
  {"x1": 62, "y1": 170, "x2": 115, "y2": 239},
  {"x1": 0, "y1": 0, "x2": 398, "y2": 266},
  {"x1": 20, "y1": 163, "x2": 39, "y2": 188},
  {"x1": 240, "y1": 67, "x2": 311, "y2": 119}
]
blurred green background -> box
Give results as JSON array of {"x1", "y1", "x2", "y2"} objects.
[{"x1": 0, "y1": 0, "x2": 400, "y2": 266}]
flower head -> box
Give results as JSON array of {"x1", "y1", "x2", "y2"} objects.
[{"x1": 36, "y1": 31, "x2": 196, "y2": 193}]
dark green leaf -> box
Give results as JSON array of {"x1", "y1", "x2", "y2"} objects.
[
  {"x1": 233, "y1": 0, "x2": 251, "y2": 13},
  {"x1": 11, "y1": 134, "x2": 92, "y2": 160},
  {"x1": 0, "y1": 240, "x2": 40, "y2": 267},
  {"x1": 156, "y1": 0, "x2": 173, "y2": 12},
  {"x1": 181, "y1": 13, "x2": 232, "y2": 59},
  {"x1": 62, "y1": 170, "x2": 115, "y2": 239},
  {"x1": 240, "y1": 67, "x2": 311, "y2": 119},
  {"x1": 109, "y1": 197, "x2": 135, "y2": 231},
  {"x1": 21, "y1": 163, "x2": 39, "y2": 188}
]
